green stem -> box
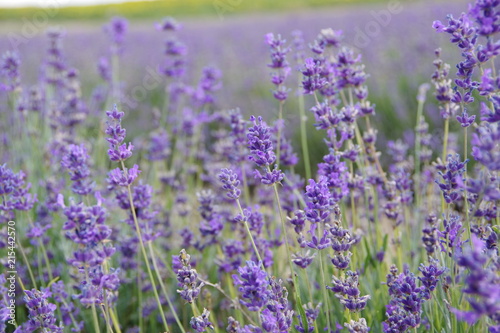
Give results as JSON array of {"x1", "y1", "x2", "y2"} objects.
[
  {"x1": 298, "y1": 75, "x2": 311, "y2": 180},
  {"x1": 120, "y1": 160, "x2": 170, "y2": 333},
  {"x1": 270, "y1": 180, "x2": 309, "y2": 333},
  {"x1": 236, "y1": 199, "x2": 264, "y2": 265}
]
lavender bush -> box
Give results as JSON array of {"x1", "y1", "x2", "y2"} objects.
[{"x1": 0, "y1": 0, "x2": 499, "y2": 332}]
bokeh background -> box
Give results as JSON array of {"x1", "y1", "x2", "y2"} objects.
[{"x1": 0, "y1": 0, "x2": 468, "y2": 166}]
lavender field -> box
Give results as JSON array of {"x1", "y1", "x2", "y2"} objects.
[{"x1": 0, "y1": 0, "x2": 499, "y2": 332}]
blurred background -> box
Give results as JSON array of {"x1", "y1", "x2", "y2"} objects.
[{"x1": 0, "y1": 0, "x2": 469, "y2": 164}]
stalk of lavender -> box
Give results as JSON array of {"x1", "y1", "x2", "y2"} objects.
[
  {"x1": 104, "y1": 105, "x2": 170, "y2": 332},
  {"x1": 246, "y1": 115, "x2": 309, "y2": 332},
  {"x1": 292, "y1": 30, "x2": 312, "y2": 180},
  {"x1": 265, "y1": 33, "x2": 291, "y2": 169},
  {"x1": 414, "y1": 83, "x2": 430, "y2": 215},
  {"x1": 104, "y1": 17, "x2": 127, "y2": 106},
  {"x1": 218, "y1": 168, "x2": 263, "y2": 265}
]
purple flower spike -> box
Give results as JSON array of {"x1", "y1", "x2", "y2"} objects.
[
  {"x1": 218, "y1": 168, "x2": 241, "y2": 200},
  {"x1": 247, "y1": 116, "x2": 284, "y2": 185},
  {"x1": 24, "y1": 289, "x2": 63, "y2": 332},
  {"x1": 61, "y1": 144, "x2": 94, "y2": 195},
  {"x1": 107, "y1": 165, "x2": 141, "y2": 187},
  {"x1": 0, "y1": 51, "x2": 21, "y2": 92},
  {"x1": 233, "y1": 261, "x2": 270, "y2": 311},
  {"x1": 190, "y1": 308, "x2": 214, "y2": 332},
  {"x1": 456, "y1": 110, "x2": 476, "y2": 127},
  {"x1": 304, "y1": 177, "x2": 334, "y2": 223}
]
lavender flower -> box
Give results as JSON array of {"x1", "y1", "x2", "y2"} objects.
[
  {"x1": 23, "y1": 289, "x2": 63, "y2": 332},
  {"x1": 0, "y1": 51, "x2": 20, "y2": 92},
  {"x1": 295, "y1": 302, "x2": 321, "y2": 333},
  {"x1": 304, "y1": 177, "x2": 334, "y2": 223},
  {"x1": 233, "y1": 261, "x2": 270, "y2": 311},
  {"x1": 0, "y1": 164, "x2": 37, "y2": 212},
  {"x1": 247, "y1": 116, "x2": 284, "y2": 185},
  {"x1": 104, "y1": 17, "x2": 128, "y2": 55},
  {"x1": 191, "y1": 308, "x2": 214, "y2": 332},
  {"x1": 61, "y1": 144, "x2": 94, "y2": 195},
  {"x1": 218, "y1": 168, "x2": 241, "y2": 200},
  {"x1": 328, "y1": 271, "x2": 370, "y2": 312},
  {"x1": 452, "y1": 235, "x2": 500, "y2": 327},
  {"x1": 435, "y1": 154, "x2": 468, "y2": 204},
  {"x1": 176, "y1": 249, "x2": 205, "y2": 303},
  {"x1": 265, "y1": 33, "x2": 291, "y2": 101}
]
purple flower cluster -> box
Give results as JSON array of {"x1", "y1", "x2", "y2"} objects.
[
  {"x1": 105, "y1": 105, "x2": 140, "y2": 187},
  {"x1": 61, "y1": 144, "x2": 94, "y2": 195},
  {"x1": 23, "y1": 289, "x2": 63, "y2": 332},
  {"x1": 176, "y1": 249, "x2": 205, "y2": 303},
  {"x1": 452, "y1": 235, "x2": 500, "y2": 329},
  {"x1": 233, "y1": 261, "x2": 270, "y2": 311},
  {"x1": 265, "y1": 33, "x2": 291, "y2": 101},
  {"x1": 247, "y1": 116, "x2": 284, "y2": 185},
  {"x1": 328, "y1": 270, "x2": 370, "y2": 312},
  {"x1": 190, "y1": 308, "x2": 214, "y2": 332},
  {"x1": 0, "y1": 51, "x2": 21, "y2": 92},
  {"x1": 383, "y1": 263, "x2": 443, "y2": 333},
  {"x1": 157, "y1": 16, "x2": 186, "y2": 79},
  {"x1": 0, "y1": 164, "x2": 37, "y2": 213}
]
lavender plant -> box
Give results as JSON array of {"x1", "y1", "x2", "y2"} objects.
[{"x1": 0, "y1": 1, "x2": 499, "y2": 332}]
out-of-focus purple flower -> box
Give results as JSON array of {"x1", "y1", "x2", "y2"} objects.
[
  {"x1": 456, "y1": 110, "x2": 476, "y2": 127},
  {"x1": 156, "y1": 17, "x2": 181, "y2": 31},
  {"x1": 437, "y1": 214, "x2": 466, "y2": 257},
  {"x1": 147, "y1": 128, "x2": 171, "y2": 161},
  {"x1": 218, "y1": 168, "x2": 241, "y2": 200},
  {"x1": 97, "y1": 56, "x2": 111, "y2": 82},
  {"x1": 452, "y1": 235, "x2": 500, "y2": 326},
  {"x1": 345, "y1": 318, "x2": 370, "y2": 333},
  {"x1": 61, "y1": 144, "x2": 94, "y2": 195},
  {"x1": 435, "y1": 154, "x2": 468, "y2": 204},
  {"x1": 0, "y1": 164, "x2": 37, "y2": 212},
  {"x1": 317, "y1": 150, "x2": 349, "y2": 202},
  {"x1": 0, "y1": 51, "x2": 20, "y2": 92},
  {"x1": 300, "y1": 58, "x2": 327, "y2": 94},
  {"x1": 233, "y1": 261, "x2": 270, "y2": 311},
  {"x1": 190, "y1": 308, "x2": 214, "y2": 332},
  {"x1": 107, "y1": 165, "x2": 141, "y2": 187},
  {"x1": 292, "y1": 250, "x2": 316, "y2": 269},
  {"x1": 471, "y1": 122, "x2": 500, "y2": 171},
  {"x1": 104, "y1": 17, "x2": 128, "y2": 54},
  {"x1": 265, "y1": 33, "x2": 291, "y2": 101}
]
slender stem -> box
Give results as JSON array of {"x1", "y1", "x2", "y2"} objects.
[
  {"x1": 235, "y1": 199, "x2": 264, "y2": 265},
  {"x1": 148, "y1": 242, "x2": 187, "y2": 333},
  {"x1": 276, "y1": 100, "x2": 284, "y2": 170},
  {"x1": 298, "y1": 75, "x2": 311, "y2": 180},
  {"x1": 17, "y1": 239, "x2": 37, "y2": 289},
  {"x1": 85, "y1": 267, "x2": 101, "y2": 333},
  {"x1": 270, "y1": 180, "x2": 309, "y2": 332},
  {"x1": 318, "y1": 248, "x2": 332, "y2": 332},
  {"x1": 120, "y1": 160, "x2": 170, "y2": 333},
  {"x1": 414, "y1": 98, "x2": 424, "y2": 215}
]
